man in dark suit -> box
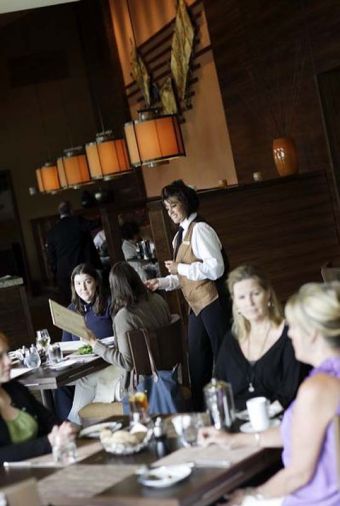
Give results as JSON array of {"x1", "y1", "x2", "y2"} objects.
[{"x1": 47, "y1": 201, "x2": 101, "y2": 305}]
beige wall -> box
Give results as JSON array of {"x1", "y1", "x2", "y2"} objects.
[{"x1": 109, "y1": 0, "x2": 237, "y2": 196}]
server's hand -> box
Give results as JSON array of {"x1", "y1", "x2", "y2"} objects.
[{"x1": 164, "y1": 260, "x2": 178, "y2": 274}]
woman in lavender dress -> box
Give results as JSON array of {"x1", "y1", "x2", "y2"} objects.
[{"x1": 198, "y1": 282, "x2": 340, "y2": 506}]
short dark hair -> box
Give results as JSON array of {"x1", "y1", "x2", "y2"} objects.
[
  {"x1": 120, "y1": 221, "x2": 140, "y2": 241},
  {"x1": 161, "y1": 179, "x2": 199, "y2": 216},
  {"x1": 70, "y1": 263, "x2": 107, "y2": 315},
  {"x1": 58, "y1": 201, "x2": 71, "y2": 217},
  {"x1": 109, "y1": 261, "x2": 148, "y2": 313}
]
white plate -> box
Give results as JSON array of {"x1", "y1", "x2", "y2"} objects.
[
  {"x1": 69, "y1": 353, "x2": 96, "y2": 359},
  {"x1": 138, "y1": 464, "x2": 192, "y2": 488},
  {"x1": 47, "y1": 359, "x2": 79, "y2": 370},
  {"x1": 59, "y1": 336, "x2": 115, "y2": 352},
  {"x1": 79, "y1": 421, "x2": 122, "y2": 439},
  {"x1": 240, "y1": 418, "x2": 281, "y2": 433}
]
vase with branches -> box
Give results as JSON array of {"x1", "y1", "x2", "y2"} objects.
[{"x1": 240, "y1": 38, "x2": 306, "y2": 176}]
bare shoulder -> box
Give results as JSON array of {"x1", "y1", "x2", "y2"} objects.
[{"x1": 297, "y1": 373, "x2": 340, "y2": 413}]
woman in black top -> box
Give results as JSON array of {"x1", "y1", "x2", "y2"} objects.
[
  {"x1": 215, "y1": 265, "x2": 307, "y2": 410},
  {"x1": 0, "y1": 332, "x2": 74, "y2": 464}
]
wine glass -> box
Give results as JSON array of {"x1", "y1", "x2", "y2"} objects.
[{"x1": 36, "y1": 329, "x2": 51, "y2": 351}]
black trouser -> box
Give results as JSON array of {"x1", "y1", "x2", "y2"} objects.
[{"x1": 188, "y1": 297, "x2": 229, "y2": 411}]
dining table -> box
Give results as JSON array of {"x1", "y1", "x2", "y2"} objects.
[
  {"x1": 0, "y1": 416, "x2": 282, "y2": 506},
  {"x1": 15, "y1": 354, "x2": 108, "y2": 410}
]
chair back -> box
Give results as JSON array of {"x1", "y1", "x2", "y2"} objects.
[
  {"x1": 127, "y1": 314, "x2": 183, "y2": 376},
  {"x1": 0, "y1": 478, "x2": 42, "y2": 506}
]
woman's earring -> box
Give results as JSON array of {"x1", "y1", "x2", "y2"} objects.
[{"x1": 267, "y1": 300, "x2": 272, "y2": 308}]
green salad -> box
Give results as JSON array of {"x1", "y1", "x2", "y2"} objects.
[{"x1": 78, "y1": 344, "x2": 93, "y2": 355}]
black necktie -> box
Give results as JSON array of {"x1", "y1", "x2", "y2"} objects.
[{"x1": 173, "y1": 226, "x2": 184, "y2": 259}]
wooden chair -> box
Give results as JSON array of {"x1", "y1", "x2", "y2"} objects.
[
  {"x1": 79, "y1": 314, "x2": 190, "y2": 425},
  {"x1": 127, "y1": 314, "x2": 191, "y2": 401}
]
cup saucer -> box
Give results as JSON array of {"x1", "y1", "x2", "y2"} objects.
[{"x1": 240, "y1": 418, "x2": 280, "y2": 433}]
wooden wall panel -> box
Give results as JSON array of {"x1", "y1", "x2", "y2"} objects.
[
  {"x1": 148, "y1": 171, "x2": 340, "y2": 302},
  {"x1": 204, "y1": 0, "x2": 340, "y2": 183}
]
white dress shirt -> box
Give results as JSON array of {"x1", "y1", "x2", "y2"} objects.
[{"x1": 158, "y1": 213, "x2": 224, "y2": 291}]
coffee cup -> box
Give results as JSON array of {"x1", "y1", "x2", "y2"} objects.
[{"x1": 246, "y1": 396, "x2": 270, "y2": 431}]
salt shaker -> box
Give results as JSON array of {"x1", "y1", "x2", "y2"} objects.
[{"x1": 153, "y1": 417, "x2": 165, "y2": 439}]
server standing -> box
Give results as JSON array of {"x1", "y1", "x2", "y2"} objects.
[{"x1": 146, "y1": 180, "x2": 231, "y2": 410}]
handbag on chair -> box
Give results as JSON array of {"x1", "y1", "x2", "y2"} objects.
[{"x1": 127, "y1": 327, "x2": 186, "y2": 415}]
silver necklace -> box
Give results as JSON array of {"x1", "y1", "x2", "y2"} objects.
[{"x1": 247, "y1": 323, "x2": 272, "y2": 393}]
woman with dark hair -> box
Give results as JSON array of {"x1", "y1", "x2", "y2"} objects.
[
  {"x1": 62, "y1": 263, "x2": 112, "y2": 341},
  {"x1": 55, "y1": 263, "x2": 113, "y2": 420},
  {"x1": 146, "y1": 179, "x2": 231, "y2": 410},
  {"x1": 0, "y1": 332, "x2": 75, "y2": 464},
  {"x1": 215, "y1": 265, "x2": 307, "y2": 410},
  {"x1": 68, "y1": 262, "x2": 170, "y2": 423}
]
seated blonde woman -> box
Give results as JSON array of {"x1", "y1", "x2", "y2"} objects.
[
  {"x1": 68, "y1": 262, "x2": 171, "y2": 424},
  {"x1": 215, "y1": 265, "x2": 307, "y2": 410},
  {"x1": 0, "y1": 332, "x2": 75, "y2": 464},
  {"x1": 199, "y1": 281, "x2": 340, "y2": 506}
]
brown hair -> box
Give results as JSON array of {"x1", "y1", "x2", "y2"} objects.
[
  {"x1": 109, "y1": 261, "x2": 148, "y2": 314},
  {"x1": 228, "y1": 265, "x2": 283, "y2": 341},
  {"x1": 71, "y1": 263, "x2": 108, "y2": 315},
  {"x1": 0, "y1": 332, "x2": 8, "y2": 348}
]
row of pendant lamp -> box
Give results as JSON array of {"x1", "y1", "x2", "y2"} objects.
[{"x1": 36, "y1": 111, "x2": 186, "y2": 194}]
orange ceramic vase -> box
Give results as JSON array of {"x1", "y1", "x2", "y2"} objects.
[{"x1": 272, "y1": 137, "x2": 298, "y2": 176}]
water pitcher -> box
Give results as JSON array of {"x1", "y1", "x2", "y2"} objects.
[{"x1": 204, "y1": 378, "x2": 235, "y2": 430}]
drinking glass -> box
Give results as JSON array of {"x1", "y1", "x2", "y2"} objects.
[
  {"x1": 129, "y1": 392, "x2": 149, "y2": 424},
  {"x1": 36, "y1": 329, "x2": 51, "y2": 351},
  {"x1": 24, "y1": 345, "x2": 41, "y2": 369},
  {"x1": 52, "y1": 434, "x2": 77, "y2": 466},
  {"x1": 181, "y1": 414, "x2": 205, "y2": 446},
  {"x1": 48, "y1": 343, "x2": 63, "y2": 364}
]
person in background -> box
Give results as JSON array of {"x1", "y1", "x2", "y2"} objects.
[
  {"x1": 146, "y1": 179, "x2": 231, "y2": 411},
  {"x1": 120, "y1": 221, "x2": 142, "y2": 261},
  {"x1": 198, "y1": 282, "x2": 340, "y2": 506},
  {"x1": 68, "y1": 261, "x2": 171, "y2": 424},
  {"x1": 46, "y1": 201, "x2": 101, "y2": 305},
  {"x1": 120, "y1": 221, "x2": 158, "y2": 281},
  {"x1": 54, "y1": 263, "x2": 113, "y2": 420},
  {"x1": 215, "y1": 265, "x2": 307, "y2": 410},
  {"x1": 0, "y1": 331, "x2": 75, "y2": 464},
  {"x1": 68, "y1": 262, "x2": 171, "y2": 424}
]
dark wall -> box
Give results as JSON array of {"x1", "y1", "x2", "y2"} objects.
[
  {"x1": 204, "y1": 0, "x2": 340, "y2": 183},
  {"x1": 0, "y1": 0, "x2": 130, "y2": 281}
]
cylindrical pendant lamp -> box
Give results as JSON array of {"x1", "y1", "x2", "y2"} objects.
[
  {"x1": 85, "y1": 131, "x2": 131, "y2": 181},
  {"x1": 36, "y1": 162, "x2": 60, "y2": 193},
  {"x1": 56, "y1": 157, "x2": 68, "y2": 189},
  {"x1": 63, "y1": 146, "x2": 91, "y2": 188},
  {"x1": 85, "y1": 142, "x2": 102, "y2": 179},
  {"x1": 124, "y1": 109, "x2": 185, "y2": 167}
]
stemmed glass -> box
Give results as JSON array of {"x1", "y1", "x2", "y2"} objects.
[{"x1": 36, "y1": 329, "x2": 51, "y2": 351}]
